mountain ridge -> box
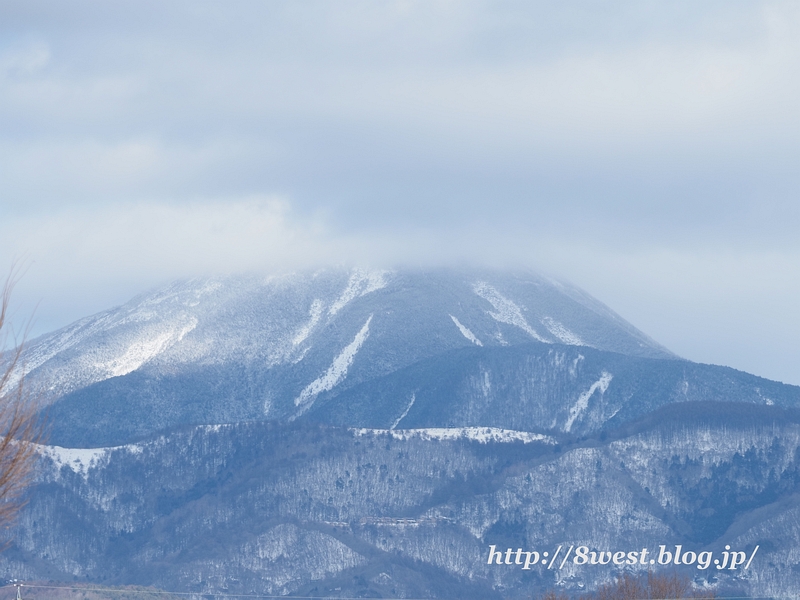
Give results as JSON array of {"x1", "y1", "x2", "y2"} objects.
[{"x1": 15, "y1": 267, "x2": 682, "y2": 446}]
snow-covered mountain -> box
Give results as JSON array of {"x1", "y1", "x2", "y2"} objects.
[
  {"x1": 5, "y1": 266, "x2": 800, "y2": 598},
  {"x1": 17, "y1": 267, "x2": 685, "y2": 446}
]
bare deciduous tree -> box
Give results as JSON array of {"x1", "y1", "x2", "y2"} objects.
[
  {"x1": 539, "y1": 571, "x2": 716, "y2": 600},
  {"x1": 0, "y1": 271, "x2": 45, "y2": 533}
]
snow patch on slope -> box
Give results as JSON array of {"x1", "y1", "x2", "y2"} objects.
[
  {"x1": 40, "y1": 446, "x2": 107, "y2": 477},
  {"x1": 564, "y1": 371, "x2": 613, "y2": 433},
  {"x1": 329, "y1": 269, "x2": 388, "y2": 316},
  {"x1": 541, "y1": 316, "x2": 584, "y2": 346},
  {"x1": 98, "y1": 317, "x2": 198, "y2": 378},
  {"x1": 570, "y1": 354, "x2": 585, "y2": 378},
  {"x1": 13, "y1": 278, "x2": 221, "y2": 394},
  {"x1": 353, "y1": 427, "x2": 555, "y2": 445},
  {"x1": 38, "y1": 443, "x2": 142, "y2": 479},
  {"x1": 755, "y1": 387, "x2": 775, "y2": 406},
  {"x1": 481, "y1": 370, "x2": 491, "y2": 397},
  {"x1": 450, "y1": 315, "x2": 483, "y2": 346},
  {"x1": 292, "y1": 299, "x2": 324, "y2": 346},
  {"x1": 472, "y1": 282, "x2": 548, "y2": 342},
  {"x1": 391, "y1": 393, "x2": 416, "y2": 429},
  {"x1": 294, "y1": 315, "x2": 373, "y2": 409}
]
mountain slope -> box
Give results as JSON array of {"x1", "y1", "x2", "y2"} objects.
[
  {"x1": 15, "y1": 267, "x2": 677, "y2": 445},
  {"x1": 305, "y1": 343, "x2": 800, "y2": 436},
  {"x1": 5, "y1": 407, "x2": 800, "y2": 598},
  {"x1": 44, "y1": 338, "x2": 800, "y2": 447}
]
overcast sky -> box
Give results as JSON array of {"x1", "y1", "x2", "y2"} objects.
[{"x1": 2, "y1": 1, "x2": 800, "y2": 384}]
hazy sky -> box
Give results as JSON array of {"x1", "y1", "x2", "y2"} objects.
[{"x1": 2, "y1": 1, "x2": 800, "y2": 385}]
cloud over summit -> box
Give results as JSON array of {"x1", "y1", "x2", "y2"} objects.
[{"x1": 2, "y1": 1, "x2": 800, "y2": 384}]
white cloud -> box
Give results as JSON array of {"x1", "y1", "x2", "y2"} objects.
[
  {"x1": 2, "y1": 1, "x2": 800, "y2": 385},
  {"x1": 0, "y1": 198, "x2": 339, "y2": 336},
  {"x1": 1, "y1": 197, "x2": 330, "y2": 276},
  {"x1": 0, "y1": 40, "x2": 50, "y2": 77}
]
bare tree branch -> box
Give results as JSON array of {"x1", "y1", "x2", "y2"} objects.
[{"x1": 0, "y1": 268, "x2": 46, "y2": 537}]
